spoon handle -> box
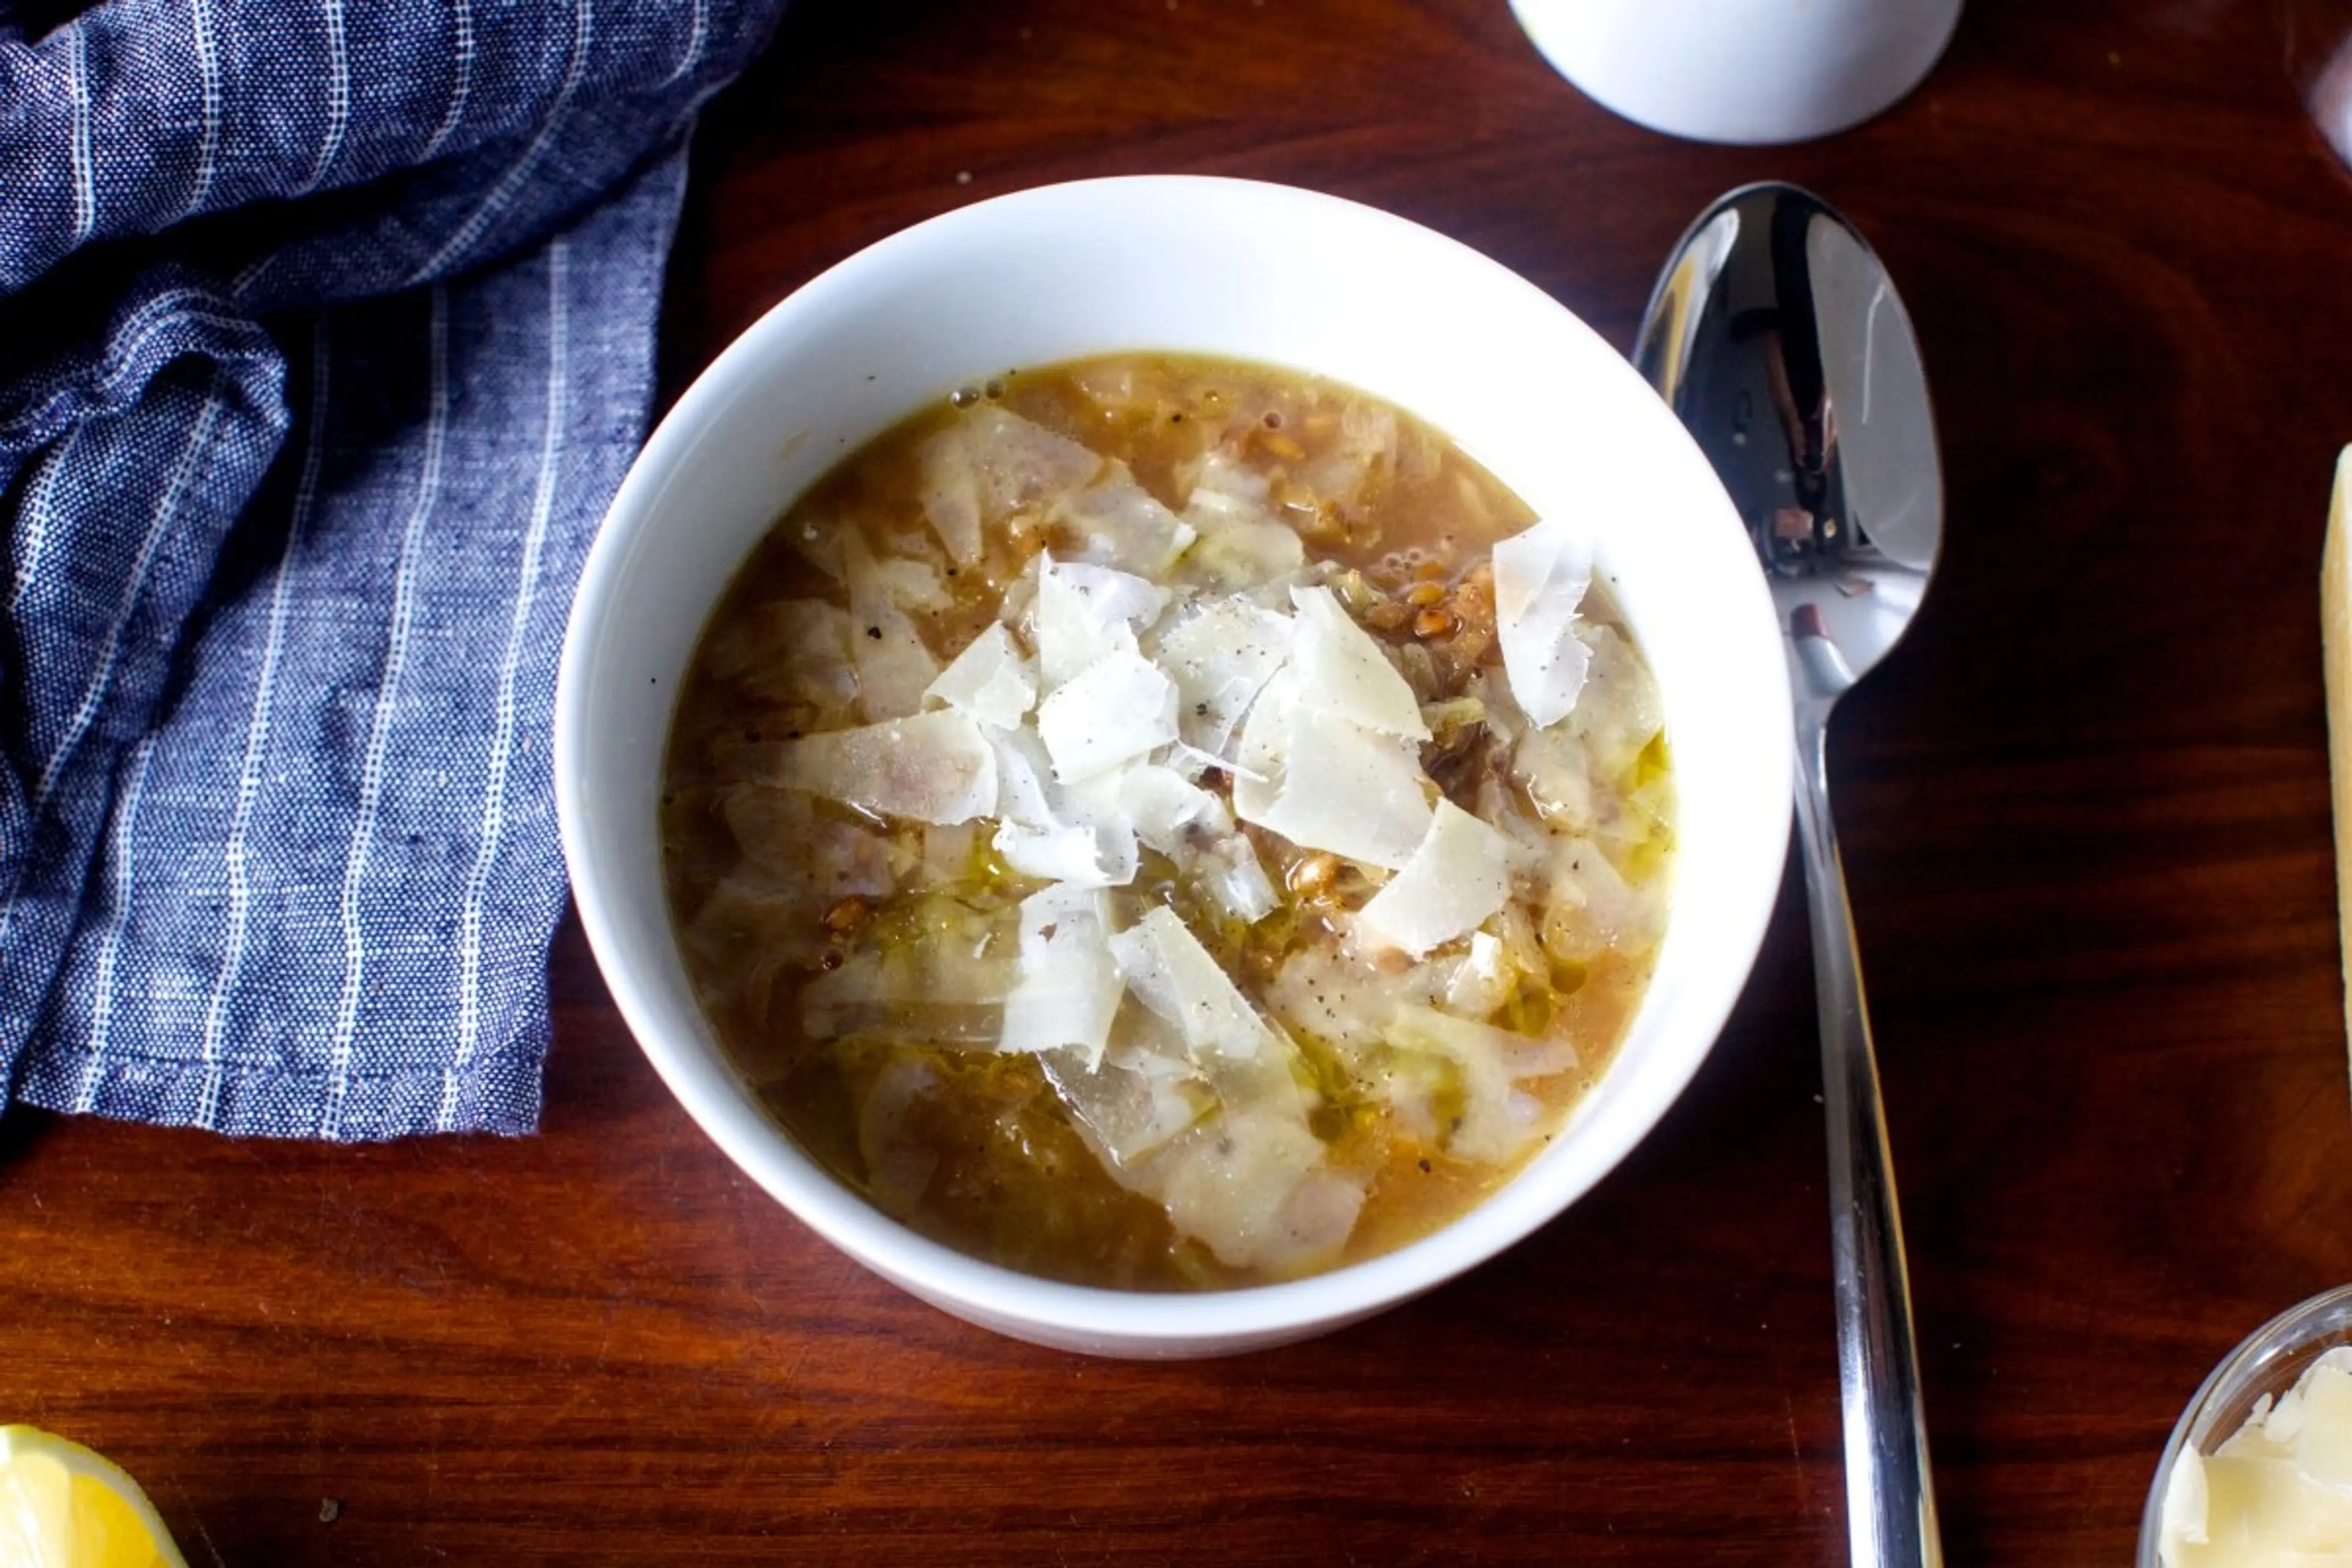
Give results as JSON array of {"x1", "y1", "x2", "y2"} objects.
[{"x1": 1794, "y1": 712, "x2": 1944, "y2": 1568}]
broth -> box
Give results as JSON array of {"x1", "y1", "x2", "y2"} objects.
[{"x1": 662, "y1": 353, "x2": 1673, "y2": 1290}]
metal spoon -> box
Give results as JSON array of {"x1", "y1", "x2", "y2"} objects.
[{"x1": 1634, "y1": 183, "x2": 1945, "y2": 1568}]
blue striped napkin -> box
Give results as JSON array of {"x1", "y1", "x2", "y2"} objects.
[{"x1": 0, "y1": 0, "x2": 782, "y2": 1137}]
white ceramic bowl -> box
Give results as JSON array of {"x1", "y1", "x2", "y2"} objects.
[
  {"x1": 1510, "y1": 0, "x2": 1962, "y2": 146},
  {"x1": 556, "y1": 176, "x2": 1792, "y2": 1358}
]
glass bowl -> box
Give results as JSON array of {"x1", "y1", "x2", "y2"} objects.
[{"x1": 2138, "y1": 1283, "x2": 2352, "y2": 1566}]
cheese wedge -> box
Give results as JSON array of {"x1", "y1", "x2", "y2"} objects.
[{"x1": 2324, "y1": 446, "x2": 2352, "y2": 1063}]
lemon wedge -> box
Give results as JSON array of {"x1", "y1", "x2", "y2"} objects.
[{"x1": 0, "y1": 1427, "x2": 187, "y2": 1568}]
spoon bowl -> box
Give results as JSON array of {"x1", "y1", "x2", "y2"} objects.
[
  {"x1": 1637, "y1": 182, "x2": 1947, "y2": 1567},
  {"x1": 1638, "y1": 184, "x2": 1942, "y2": 704}
]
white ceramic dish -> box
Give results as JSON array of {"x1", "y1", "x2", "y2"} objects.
[
  {"x1": 1510, "y1": 0, "x2": 1962, "y2": 146},
  {"x1": 556, "y1": 175, "x2": 1792, "y2": 1358}
]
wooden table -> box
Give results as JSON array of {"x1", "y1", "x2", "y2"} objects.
[{"x1": 10, "y1": 1, "x2": 2352, "y2": 1561}]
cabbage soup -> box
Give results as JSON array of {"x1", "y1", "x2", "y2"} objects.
[{"x1": 660, "y1": 354, "x2": 1673, "y2": 1290}]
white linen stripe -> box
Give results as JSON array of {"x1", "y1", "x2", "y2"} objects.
[
  {"x1": 321, "y1": 290, "x2": 448, "y2": 1139},
  {"x1": 26, "y1": 378, "x2": 227, "y2": 816},
  {"x1": 195, "y1": 322, "x2": 332, "y2": 1128},
  {"x1": 300, "y1": 0, "x2": 351, "y2": 193},
  {"x1": 182, "y1": 0, "x2": 222, "y2": 217},
  {"x1": 8, "y1": 428, "x2": 81, "y2": 615},
  {"x1": 66, "y1": 26, "x2": 96, "y2": 244},
  {"x1": 0, "y1": 375, "x2": 228, "y2": 957},
  {"x1": 665, "y1": 0, "x2": 707, "y2": 85},
  {"x1": 419, "y1": 0, "x2": 476, "y2": 161},
  {"x1": 73, "y1": 734, "x2": 160, "y2": 1114},
  {"x1": 0, "y1": 290, "x2": 259, "y2": 446},
  {"x1": 415, "y1": 0, "x2": 593, "y2": 281},
  {"x1": 440, "y1": 243, "x2": 567, "y2": 1131}
]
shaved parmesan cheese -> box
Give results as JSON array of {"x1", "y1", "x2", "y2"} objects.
[
  {"x1": 994, "y1": 821, "x2": 1128, "y2": 886},
  {"x1": 916, "y1": 429, "x2": 984, "y2": 565},
  {"x1": 1444, "y1": 930, "x2": 1511, "y2": 1017},
  {"x1": 1039, "y1": 1047, "x2": 1209, "y2": 1169},
  {"x1": 988, "y1": 726, "x2": 1140, "y2": 886},
  {"x1": 1109, "y1": 907, "x2": 1280, "y2": 1061},
  {"x1": 1223, "y1": 595, "x2": 1441, "y2": 869},
  {"x1": 1196, "y1": 835, "x2": 1279, "y2": 925},
  {"x1": 987, "y1": 727, "x2": 1058, "y2": 827},
  {"x1": 843, "y1": 534, "x2": 942, "y2": 721},
  {"x1": 918, "y1": 406, "x2": 1102, "y2": 566},
  {"x1": 1174, "y1": 455, "x2": 1308, "y2": 590},
  {"x1": 2162, "y1": 1348, "x2": 2352, "y2": 1567},
  {"x1": 924, "y1": 622, "x2": 1036, "y2": 730},
  {"x1": 1289, "y1": 585, "x2": 1430, "y2": 740},
  {"x1": 2290, "y1": 1355, "x2": 2352, "y2": 1486},
  {"x1": 1147, "y1": 1109, "x2": 1362, "y2": 1272},
  {"x1": 1100, "y1": 762, "x2": 1226, "y2": 854},
  {"x1": 1570, "y1": 622, "x2": 1667, "y2": 777},
  {"x1": 1033, "y1": 555, "x2": 1171, "y2": 690},
  {"x1": 770, "y1": 709, "x2": 997, "y2": 825},
  {"x1": 1232, "y1": 677, "x2": 1433, "y2": 870},
  {"x1": 1493, "y1": 514, "x2": 1595, "y2": 728},
  {"x1": 1357, "y1": 800, "x2": 1513, "y2": 957},
  {"x1": 1055, "y1": 461, "x2": 1197, "y2": 578},
  {"x1": 1153, "y1": 598, "x2": 1293, "y2": 756},
  {"x1": 1297, "y1": 401, "x2": 1396, "y2": 505},
  {"x1": 1169, "y1": 740, "x2": 1252, "y2": 783},
  {"x1": 1229, "y1": 669, "x2": 1297, "y2": 825},
  {"x1": 1035, "y1": 647, "x2": 1178, "y2": 783},
  {"x1": 999, "y1": 884, "x2": 1125, "y2": 1065}
]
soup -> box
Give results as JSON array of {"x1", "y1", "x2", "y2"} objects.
[{"x1": 661, "y1": 353, "x2": 1673, "y2": 1290}]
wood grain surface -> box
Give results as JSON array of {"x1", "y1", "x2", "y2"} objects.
[{"x1": 10, "y1": 1, "x2": 2352, "y2": 1562}]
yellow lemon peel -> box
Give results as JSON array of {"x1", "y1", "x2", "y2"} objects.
[{"x1": 0, "y1": 1427, "x2": 187, "y2": 1568}]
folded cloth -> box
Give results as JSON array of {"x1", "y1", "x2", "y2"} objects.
[{"x1": 0, "y1": 0, "x2": 783, "y2": 1137}]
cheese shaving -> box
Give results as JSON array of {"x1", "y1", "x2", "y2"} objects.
[
  {"x1": 999, "y1": 884, "x2": 1124, "y2": 1065},
  {"x1": 1039, "y1": 1047, "x2": 1209, "y2": 1169},
  {"x1": 1148, "y1": 1108, "x2": 1353, "y2": 1270},
  {"x1": 770, "y1": 709, "x2": 997, "y2": 825},
  {"x1": 1232, "y1": 677, "x2": 1432, "y2": 870},
  {"x1": 1035, "y1": 647, "x2": 1179, "y2": 783},
  {"x1": 1109, "y1": 906, "x2": 1281, "y2": 1061},
  {"x1": 1357, "y1": 800, "x2": 1513, "y2": 957},
  {"x1": 1493, "y1": 514, "x2": 1595, "y2": 728},
  {"x1": 1289, "y1": 584, "x2": 1430, "y2": 740},
  {"x1": 1152, "y1": 597, "x2": 1293, "y2": 756},
  {"x1": 1055, "y1": 461, "x2": 1198, "y2": 578},
  {"x1": 842, "y1": 533, "x2": 943, "y2": 721},
  {"x1": 924, "y1": 622, "x2": 1036, "y2": 730},
  {"x1": 1033, "y1": 554, "x2": 1171, "y2": 690},
  {"x1": 918, "y1": 405, "x2": 1102, "y2": 566},
  {"x1": 1098, "y1": 762, "x2": 1226, "y2": 853}
]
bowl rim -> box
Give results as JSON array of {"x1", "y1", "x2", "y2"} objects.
[
  {"x1": 556, "y1": 173, "x2": 1793, "y2": 1350},
  {"x1": 2137, "y1": 1281, "x2": 2352, "y2": 1565}
]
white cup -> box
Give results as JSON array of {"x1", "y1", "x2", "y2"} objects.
[{"x1": 1511, "y1": 0, "x2": 1962, "y2": 146}]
